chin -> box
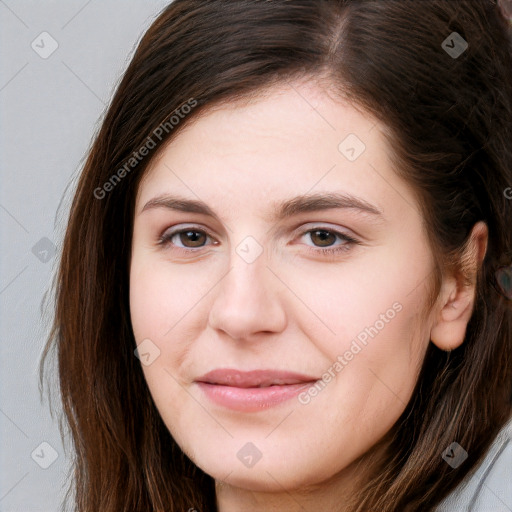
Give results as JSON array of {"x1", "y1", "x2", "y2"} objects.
[{"x1": 182, "y1": 433, "x2": 343, "y2": 492}]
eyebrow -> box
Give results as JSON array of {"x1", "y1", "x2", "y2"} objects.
[{"x1": 140, "y1": 192, "x2": 384, "y2": 221}]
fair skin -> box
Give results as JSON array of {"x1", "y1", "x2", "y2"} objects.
[{"x1": 129, "y1": 80, "x2": 487, "y2": 512}]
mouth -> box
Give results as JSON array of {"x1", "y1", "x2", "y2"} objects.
[{"x1": 195, "y1": 369, "x2": 318, "y2": 412}]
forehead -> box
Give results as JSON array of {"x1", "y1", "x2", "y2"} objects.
[
  {"x1": 150, "y1": 81, "x2": 377, "y2": 163},
  {"x1": 135, "y1": 81, "x2": 418, "y2": 222}
]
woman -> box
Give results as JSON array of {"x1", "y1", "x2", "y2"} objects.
[{"x1": 41, "y1": 1, "x2": 512, "y2": 511}]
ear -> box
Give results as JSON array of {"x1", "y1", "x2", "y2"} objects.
[{"x1": 430, "y1": 221, "x2": 488, "y2": 351}]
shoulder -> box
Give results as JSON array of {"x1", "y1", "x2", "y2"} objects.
[{"x1": 436, "y1": 417, "x2": 512, "y2": 512}]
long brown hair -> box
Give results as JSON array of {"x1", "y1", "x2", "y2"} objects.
[{"x1": 41, "y1": 1, "x2": 512, "y2": 511}]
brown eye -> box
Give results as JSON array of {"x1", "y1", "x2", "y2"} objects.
[
  {"x1": 310, "y1": 230, "x2": 337, "y2": 247},
  {"x1": 178, "y1": 230, "x2": 207, "y2": 248}
]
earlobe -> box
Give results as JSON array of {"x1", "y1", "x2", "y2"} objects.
[{"x1": 429, "y1": 221, "x2": 488, "y2": 352}]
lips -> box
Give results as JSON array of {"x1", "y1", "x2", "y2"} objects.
[
  {"x1": 196, "y1": 369, "x2": 317, "y2": 387},
  {"x1": 195, "y1": 369, "x2": 318, "y2": 412}
]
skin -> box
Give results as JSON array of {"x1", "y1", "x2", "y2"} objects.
[{"x1": 129, "y1": 80, "x2": 487, "y2": 512}]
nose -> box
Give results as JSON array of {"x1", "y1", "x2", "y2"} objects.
[{"x1": 207, "y1": 250, "x2": 287, "y2": 342}]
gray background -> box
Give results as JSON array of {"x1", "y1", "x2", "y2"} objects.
[{"x1": 0, "y1": 2, "x2": 169, "y2": 510}]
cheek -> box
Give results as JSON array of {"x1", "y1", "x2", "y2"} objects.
[
  {"x1": 285, "y1": 240, "x2": 432, "y2": 418},
  {"x1": 281, "y1": 239, "x2": 432, "y2": 353},
  {"x1": 129, "y1": 252, "x2": 226, "y2": 421},
  {"x1": 129, "y1": 252, "x2": 220, "y2": 343},
  {"x1": 129, "y1": 255, "x2": 203, "y2": 448}
]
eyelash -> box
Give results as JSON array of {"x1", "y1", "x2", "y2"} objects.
[{"x1": 157, "y1": 226, "x2": 360, "y2": 257}]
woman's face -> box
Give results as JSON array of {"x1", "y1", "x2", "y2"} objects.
[{"x1": 130, "y1": 81, "x2": 436, "y2": 492}]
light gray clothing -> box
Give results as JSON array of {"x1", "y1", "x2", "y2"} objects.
[{"x1": 436, "y1": 417, "x2": 512, "y2": 511}]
